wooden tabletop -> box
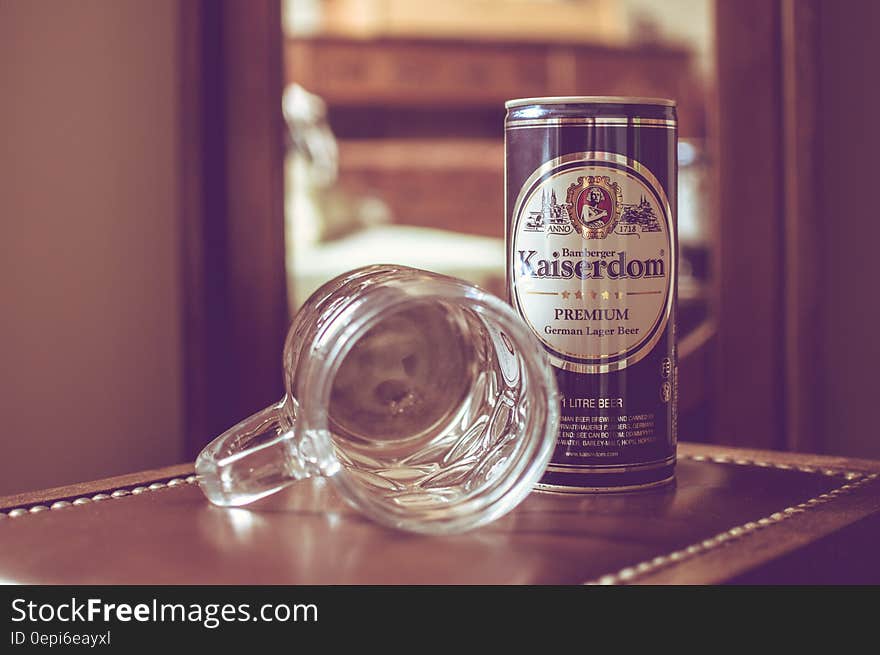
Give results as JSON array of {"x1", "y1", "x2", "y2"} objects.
[{"x1": 1, "y1": 442, "x2": 879, "y2": 585}]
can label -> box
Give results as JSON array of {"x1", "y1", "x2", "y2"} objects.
[
  {"x1": 511, "y1": 152, "x2": 673, "y2": 374},
  {"x1": 510, "y1": 151, "x2": 675, "y2": 474}
]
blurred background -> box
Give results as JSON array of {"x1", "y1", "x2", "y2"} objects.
[{"x1": 0, "y1": 0, "x2": 877, "y2": 495}]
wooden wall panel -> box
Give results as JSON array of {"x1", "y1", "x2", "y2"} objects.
[
  {"x1": 714, "y1": 0, "x2": 786, "y2": 448},
  {"x1": 179, "y1": 0, "x2": 288, "y2": 458}
]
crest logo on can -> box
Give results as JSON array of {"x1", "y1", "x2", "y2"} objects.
[{"x1": 566, "y1": 175, "x2": 622, "y2": 239}]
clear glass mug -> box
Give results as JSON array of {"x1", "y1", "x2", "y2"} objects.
[{"x1": 196, "y1": 265, "x2": 559, "y2": 534}]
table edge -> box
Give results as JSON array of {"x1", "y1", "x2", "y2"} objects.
[{"x1": 2, "y1": 443, "x2": 879, "y2": 585}]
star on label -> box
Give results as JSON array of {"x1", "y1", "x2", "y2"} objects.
[
  {"x1": 561, "y1": 290, "x2": 570, "y2": 299},
  {"x1": 589, "y1": 291, "x2": 598, "y2": 299},
  {"x1": 574, "y1": 290, "x2": 583, "y2": 300},
  {"x1": 601, "y1": 290, "x2": 610, "y2": 300}
]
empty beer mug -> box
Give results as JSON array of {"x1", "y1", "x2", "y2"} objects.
[{"x1": 196, "y1": 265, "x2": 559, "y2": 534}]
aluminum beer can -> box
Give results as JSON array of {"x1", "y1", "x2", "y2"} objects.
[{"x1": 505, "y1": 97, "x2": 678, "y2": 492}]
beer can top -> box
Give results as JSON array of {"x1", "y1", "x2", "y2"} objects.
[{"x1": 505, "y1": 96, "x2": 676, "y2": 109}]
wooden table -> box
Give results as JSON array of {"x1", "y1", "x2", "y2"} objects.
[{"x1": 1, "y1": 443, "x2": 878, "y2": 584}]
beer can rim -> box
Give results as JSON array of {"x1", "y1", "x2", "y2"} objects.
[{"x1": 505, "y1": 96, "x2": 677, "y2": 109}]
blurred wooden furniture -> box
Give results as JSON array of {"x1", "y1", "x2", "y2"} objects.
[
  {"x1": 337, "y1": 138, "x2": 503, "y2": 238},
  {"x1": 285, "y1": 36, "x2": 705, "y2": 128},
  {"x1": 2, "y1": 443, "x2": 879, "y2": 584},
  {"x1": 286, "y1": 35, "x2": 706, "y2": 239},
  {"x1": 292, "y1": 0, "x2": 624, "y2": 44}
]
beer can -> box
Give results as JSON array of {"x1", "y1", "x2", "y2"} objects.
[{"x1": 505, "y1": 97, "x2": 678, "y2": 492}]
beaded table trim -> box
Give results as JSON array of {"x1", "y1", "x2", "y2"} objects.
[
  {"x1": 583, "y1": 453, "x2": 879, "y2": 585},
  {"x1": 0, "y1": 475, "x2": 198, "y2": 519}
]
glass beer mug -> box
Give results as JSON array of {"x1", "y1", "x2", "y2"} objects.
[{"x1": 196, "y1": 265, "x2": 559, "y2": 534}]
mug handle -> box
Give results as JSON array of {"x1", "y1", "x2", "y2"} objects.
[{"x1": 195, "y1": 397, "x2": 339, "y2": 506}]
